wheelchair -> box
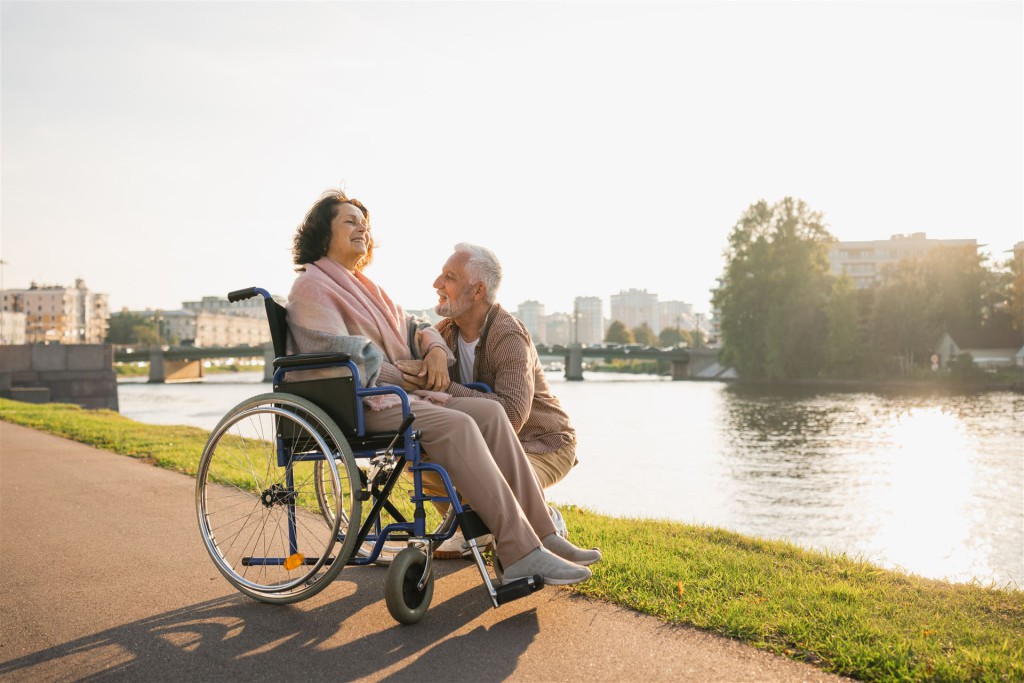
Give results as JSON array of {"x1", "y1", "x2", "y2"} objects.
[{"x1": 195, "y1": 287, "x2": 544, "y2": 624}]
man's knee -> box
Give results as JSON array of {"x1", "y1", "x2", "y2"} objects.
[{"x1": 525, "y1": 444, "x2": 576, "y2": 489}]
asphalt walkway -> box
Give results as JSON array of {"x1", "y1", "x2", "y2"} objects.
[{"x1": 0, "y1": 421, "x2": 845, "y2": 682}]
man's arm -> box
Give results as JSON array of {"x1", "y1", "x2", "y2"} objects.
[{"x1": 445, "y1": 326, "x2": 535, "y2": 431}]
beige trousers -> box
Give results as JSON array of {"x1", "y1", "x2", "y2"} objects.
[
  {"x1": 525, "y1": 442, "x2": 577, "y2": 490},
  {"x1": 363, "y1": 396, "x2": 556, "y2": 565}
]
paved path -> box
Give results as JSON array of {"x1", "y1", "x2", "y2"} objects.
[{"x1": 0, "y1": 422, "x2": 845, "y2": 682}]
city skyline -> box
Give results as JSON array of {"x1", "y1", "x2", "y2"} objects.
[{"x1": 2, "y1": 2, "x2": 1020, "y2": 316}]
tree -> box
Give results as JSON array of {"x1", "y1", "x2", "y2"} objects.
[
  {"x1": 869, "y1": 257, "x2": 935, "y2": 372},
  {"x1": 658, "y1": 327, "x2": 688, "y2": 347},
  {"x1": 824, "y1": 274, "x2": 863, "y2": 377},
  {"x1": 632, "y1": 323, "x2": 658, "y2": 346},
  {"x1": 867, "y1": 246, "x2": 992, "y2": 373},
  {"x1": 713, "y1": 198, "x2": 834, "y2": 379},
  {"x1": 604, "y1": 320, "x2": 633, "y2": 344},
  {"x1": 107, "y1": 310, "x2": 157, "y2": 345}
]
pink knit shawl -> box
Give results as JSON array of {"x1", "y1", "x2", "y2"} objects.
[{"x1": 289, "y1": 257, "x2": 414, "y2": 363}]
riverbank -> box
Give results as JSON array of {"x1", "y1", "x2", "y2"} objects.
[{"x1": 2, "y1": 397, "x2": 1021, "y2": 682}]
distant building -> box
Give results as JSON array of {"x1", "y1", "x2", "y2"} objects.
[
  {"x1": 0, "y1": 312, "x2": 27, "y2": 345},
  {"x1": 573, "y1": 296, "x2": 604, "y2": 345},
  {"x1": 544, "y1": 312, "x2": 571, "y2": 347},
  {"x1": 610, "y1": 288, "x2": 658, "y2": 333},
  {"x1": 126, "y1": 293, "x2": 282, "y2": 347},
  {"x1": 183, "y1": 295, "x2": 267, "y2": 319},
  {"x1": 829, "y1": 233, "x2": 978, "y2": 289},
  {"x1": 516, "y1": 300, "x2": 546, "y2": 345},
  {"x1": 131, "y1": 308, "x2": 271, "y2": 347},
  {"x1": 0, "y1": 279, "x2": 109, "y2": 344},
  {"x1": 935, "y1": 329, "x2": 1024, "y2": 369},
  {"x1": 658, "y1": 300, "x2": 694, "y2": 334}
]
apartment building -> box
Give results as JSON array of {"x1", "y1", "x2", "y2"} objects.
[
  {"x1": 544, "y1": 312, "x2": 572, "y2": 346},
  {"x1": 183, "y1": 295, "x2": 267, "y2": 319},
  {"x1": 0, "y1": 279, "x2": 109, "y2": 344},
  {"x1": 516, "y1": 300, "x2": 547, "y2": 345},
  {"x1": 658, "y1": 300, "x2": 694, "y2": 333},
  {"x1": 573, "y1": 296, "x2": 604, "y2": 345},
  {"x1": 610, "y1": 288, "x2": 658, "y2": 333},
  {"x1": 829, "y1": 233, "x2": 978, "y2": 289}
]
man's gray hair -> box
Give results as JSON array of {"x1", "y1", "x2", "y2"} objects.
[{"x1": 454, "y1": 242, "x2": 502, "y2": 305}]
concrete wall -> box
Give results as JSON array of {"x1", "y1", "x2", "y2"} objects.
[{"x1": 0, "y1": 344, "x2": 119, "y2": 410}]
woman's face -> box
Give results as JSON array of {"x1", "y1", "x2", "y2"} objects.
[{"x1": 327, "y1": 202, "x2": 369, "y2": 270}]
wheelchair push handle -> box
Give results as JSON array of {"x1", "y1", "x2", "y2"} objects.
[{"x1": 227, "y1": 286, "x2": 271, "y2": 303}]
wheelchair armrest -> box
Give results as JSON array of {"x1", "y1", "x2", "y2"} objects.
[
  {"x1": 465, "y1": 382, "x2": 493, "y2": 394},
  {"x1": 273, "y1": 352, "x2": 351, "y2": 369}
]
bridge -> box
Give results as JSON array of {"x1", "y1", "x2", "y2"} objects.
[{"x1": 116, "y1": 344, "x2": 712, "y2": 383}]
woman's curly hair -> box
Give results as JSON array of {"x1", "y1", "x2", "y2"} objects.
[{"x1": 292, "y1": 190, "x2": 376, "y2": 271}]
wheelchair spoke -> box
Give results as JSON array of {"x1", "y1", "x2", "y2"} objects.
[{"x1": 197, "y1": 393, "x2": 363, "y2": 603}]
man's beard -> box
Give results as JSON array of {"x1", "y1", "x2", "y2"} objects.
[{"x1": 435, "y1": 287, "x2": 474, "y2": 318}]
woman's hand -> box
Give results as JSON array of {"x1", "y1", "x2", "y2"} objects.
[
  {"x1": 395, "y1": 351, "x2": 449, "y2": 392},
  {"x1": 421, "y1": 346, "x2": 451, "y2": 392},
  {"x1": 395, "y1": 359, "x2": 427, "y2": 391}
]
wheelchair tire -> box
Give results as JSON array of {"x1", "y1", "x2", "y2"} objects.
[
  {"x1": 196, "y1": 392, "x2": 362, "y2": 604},
  {"x1": 384, "y1": 547, "x2": 434, "y2": 625}
]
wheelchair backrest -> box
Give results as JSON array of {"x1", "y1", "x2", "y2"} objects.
[
  {"x1": 263, "y1": 294, "x2": 362, "y2": 438},
  {"x1": 264, "y1": 297, "x2": 289, "y2": 359}
]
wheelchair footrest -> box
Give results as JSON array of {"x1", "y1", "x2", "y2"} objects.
[{"x1": 494, "y1": 575, "x2": 544, "y2": 605}]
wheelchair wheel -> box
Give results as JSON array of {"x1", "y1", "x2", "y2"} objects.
[
  {"x1": 384, "y1": 547, "x2": 434, "y2": 625},
  {"x1": 196, "y1": 393, "x2": 362, "y2": 604},
  {"x1": 314, "y1": 461, "x2": 455, "y2": 565}
]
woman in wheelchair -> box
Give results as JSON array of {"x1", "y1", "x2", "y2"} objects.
[{"x1": 285, "y1": 189, "x2": 601, "y2": 586}]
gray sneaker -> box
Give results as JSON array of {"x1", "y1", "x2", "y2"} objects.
[
  {"x1": 549, "y1": 505, "x2": 569, "y2": 539},
  {"x1": 502, "y1": 547, "x2": 592, "y2": 586},
  {"x1": 543, "y1": 533, "x2": 601, "y2": 566}
]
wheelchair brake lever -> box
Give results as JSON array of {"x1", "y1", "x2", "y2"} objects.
[
  {"x1": 384, "y1": 412, "x2": 416, "y2": 455},
  {"x1": 367, "y1": 413, "x2": 417, "y2": 485}
]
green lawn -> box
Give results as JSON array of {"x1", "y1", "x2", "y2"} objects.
[{"x1": 2, "y1": 397, "x2": 1021, "y2": 682}]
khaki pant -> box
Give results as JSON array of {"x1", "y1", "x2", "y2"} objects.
[
  {"x1": 363, "y1": 397, "x2": 555, "y2": 565},
  {"x1": 525, "y1": 442, "x2": 577, "y2": 490}
]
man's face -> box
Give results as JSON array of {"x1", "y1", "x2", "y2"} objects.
[{"x1": 433, "y1": 252, "x2": 476, "y2": 318}]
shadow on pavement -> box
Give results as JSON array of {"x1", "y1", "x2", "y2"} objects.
[{"x1": 0, "y1": 566, "x2": 539, "y2": 682}]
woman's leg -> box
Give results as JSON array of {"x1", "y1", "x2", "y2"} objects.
[
  {"x1": 363, "y1": 401, "x2": 540, "y2": 566},
  {"x1": 443, "y1": 397, "x2": 557, "y2": 539}
]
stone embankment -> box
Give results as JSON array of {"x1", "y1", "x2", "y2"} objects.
[{"x1": 0, "y1": 343, "x2": 118, "y2": 410}]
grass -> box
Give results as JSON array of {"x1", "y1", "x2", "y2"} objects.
[{"x1": 2, "y1": 397, "x2": 1022, "y2": 682}]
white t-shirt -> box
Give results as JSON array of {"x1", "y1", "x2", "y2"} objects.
[{"x1": 457, "y1": 335, "x2": 479, "y2": 385}]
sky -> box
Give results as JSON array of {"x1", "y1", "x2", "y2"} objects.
[{"x1": 1, "y1": 1, "x2": 1021, "y2": 319}]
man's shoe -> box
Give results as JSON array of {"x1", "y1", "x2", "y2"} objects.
[
  {"x1": 549, "y1": 505, "x2": 569, "y2": 539},
  {"x1": 542, "y1": 533, "x2": 602, "y2": 566},
  {"x1": 502, "y1": 547, "x2": 592, "y2": 586},
  {"x1": 433, "y1": 531, "x2": 466, "y2": 559}
]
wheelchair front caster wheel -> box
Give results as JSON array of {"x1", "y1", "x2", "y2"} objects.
[{"x1": 385, "y1": 547, "x2": 434, "y2": 625}]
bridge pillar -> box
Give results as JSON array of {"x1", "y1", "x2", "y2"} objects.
[
  {"x1": 670, "y1": 359, "x2": 689, "y2": 380},
  {"x1": 565, "y1": 344, "x2": 584, "y2": 381},
  {"x1": 148, "y1": 349, "x2": 165, "y2": 383},
  {"x1": 263, "y1": 343, "x2": 275, "y2": 383},
  {"x1": 164, "y1": 360, "x2": 204, "y2": 382}
]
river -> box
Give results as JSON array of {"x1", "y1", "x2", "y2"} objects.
[{"x1": 118, "y1": 372, "x2": 1024, "y2": 588}]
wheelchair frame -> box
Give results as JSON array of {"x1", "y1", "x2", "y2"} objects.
[{"x1": 195, "y1": 287, "x2": 543, "y2": 624}]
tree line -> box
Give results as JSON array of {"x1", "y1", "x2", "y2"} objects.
[
  {"x1": 603, "y1": 320, "x2": 705, "y2": 349},
  {"x1": 712, "y1": 198, "x2": 1021, "y2": 380}
]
